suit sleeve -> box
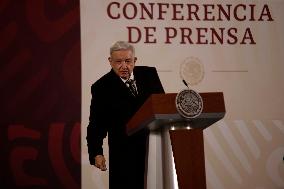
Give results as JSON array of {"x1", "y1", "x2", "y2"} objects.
[
  {"x1": 86, "y1": 83, "x2": 108, "y2": 165},
  {"x1": 149, "y1": 67, "x2": 165, "y2": 94}
]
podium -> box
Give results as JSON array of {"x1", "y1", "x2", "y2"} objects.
[{"x1": 127, "y1": 92, "x2": 226, "y2": 189}]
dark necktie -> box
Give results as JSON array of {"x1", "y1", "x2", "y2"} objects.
[{"x1": 126, "y1": 79, "x2": 138, "y2": 97}]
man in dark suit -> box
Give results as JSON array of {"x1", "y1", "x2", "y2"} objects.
[{"x1": 87, "y1": 41, "x2": 164, "y2": 189}]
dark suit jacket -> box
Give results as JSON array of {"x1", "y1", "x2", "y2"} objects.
[{"x1": 87, "y1": 66, "x2": 164, "y2": 189}]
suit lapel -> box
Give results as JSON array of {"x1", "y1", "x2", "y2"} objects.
[
  {"x1": 133, "y1": 67, "x2": 145, "y2": 97},
  {"x1": 109, "y1": 69, "x2": 136, "y2": 99}
]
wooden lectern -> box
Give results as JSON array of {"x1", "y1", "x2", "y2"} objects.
[{"x1": 127, "y1": 92, "x2": 226, "y2": 189}]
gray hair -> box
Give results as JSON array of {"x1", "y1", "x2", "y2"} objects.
[{"x1": 110, "y1": 41, "x2": 135, "y2": 56}]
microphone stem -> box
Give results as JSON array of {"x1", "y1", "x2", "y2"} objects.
[{"x1": 182, "y1": 80, "x2": 189, "y2": 88}]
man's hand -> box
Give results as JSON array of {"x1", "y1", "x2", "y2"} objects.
[{"x1": 94, "y1": 155, "x2": 107, "y2": 171}]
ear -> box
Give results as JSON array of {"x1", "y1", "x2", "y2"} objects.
[
  {"x1": 134, "y1": 57, "x2": 137, "y2": 63},
  {"x1": 108, "y1": 57, "x2": 112, "y2": 64}
]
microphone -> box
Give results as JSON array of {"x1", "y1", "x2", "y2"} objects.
[{"x1": 182, "y1": 79, "x2": 189, "y2": 88}]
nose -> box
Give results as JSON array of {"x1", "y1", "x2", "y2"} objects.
[{"x1": 120, "y1": 61, "x2": 128, "y2": 68}]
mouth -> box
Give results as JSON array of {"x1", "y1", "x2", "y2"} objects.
[
  {"x1": 120, "y1": 70, "x2": 129, "y2": 75},
  {"x1": 119, "y1": 71, "x2": 130, "y2": 79}
]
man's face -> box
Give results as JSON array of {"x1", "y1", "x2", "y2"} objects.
[{"x1": 109, "y1": 50, "x2": 136, "y2": 80}]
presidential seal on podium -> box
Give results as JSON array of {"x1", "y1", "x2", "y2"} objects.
[{"x1": 176, "y1": 56, "x2": 204, "y2": 119}]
